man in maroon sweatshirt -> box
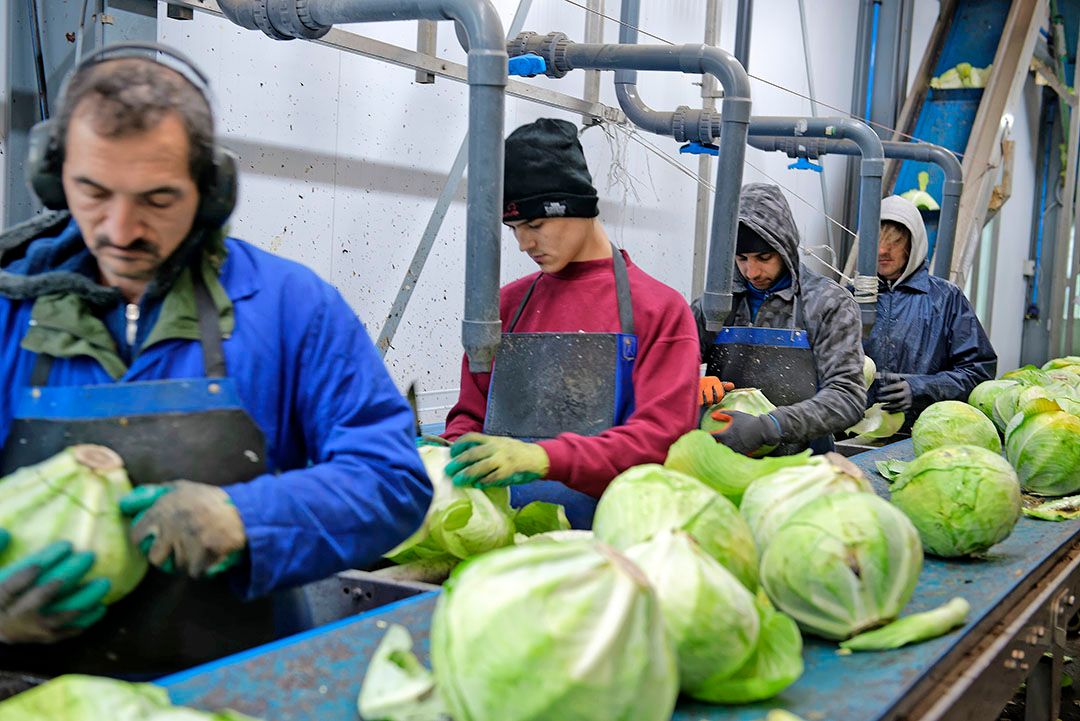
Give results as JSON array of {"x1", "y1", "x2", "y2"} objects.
[{"x1": 438, "y1": 118, "x2": 700, "y2": 528}]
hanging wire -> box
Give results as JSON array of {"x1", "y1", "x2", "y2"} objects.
[{"x1": 560, "y1": 0, "x2": 959, "y2": 154}]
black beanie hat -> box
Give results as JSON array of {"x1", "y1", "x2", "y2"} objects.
[
  {"x1": 503, "y1": 118, "x2": 599, "y2": 222},
  {"x1": 736, "y1": 222, "x2": 775, "y2": 255}
]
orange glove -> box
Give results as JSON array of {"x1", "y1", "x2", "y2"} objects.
[{"x1": 699, "y1": 377, "x2": 735, "y2": 406}]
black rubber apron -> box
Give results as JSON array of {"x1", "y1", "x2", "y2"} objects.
[
  {"x1": 705, "y1": 294, "x2": 833, "y2": 455},
  {"x1": 483, "y1": 245, "x2": 637, "y2": 529},
  {"x1": 0, "y1": 272, "x2": 301, "y2": 686}
]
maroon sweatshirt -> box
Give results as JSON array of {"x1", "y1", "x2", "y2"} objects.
[{"x1": 443, "y1": 250, "x2": 701, "y2": 498}]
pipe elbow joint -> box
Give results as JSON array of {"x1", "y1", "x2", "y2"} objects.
[
  {"x1": 701, "y1": 290, "x2": 733, "y2": 331},
  {"x1": 696, "y1": 45, "x2": 751, "y2": 100}
]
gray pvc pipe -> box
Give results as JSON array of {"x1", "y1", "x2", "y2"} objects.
[
  {"x1": 534, "y1": 21, "x2": 748, "y2": 327},
  {"x1": 738, "y1": 118, "x2": 882, "y2": 330},
  {"x1": 217, "y1": 0, "x2": 506, "y2": 371},
  {"x1": 749, "y1": 137, "x2": 961, "y2": 279}
]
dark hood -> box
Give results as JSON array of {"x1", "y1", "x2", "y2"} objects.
[
  {"x1": 0, "y1": 211, "x2": 217, "y2": 307},
  {"x1": 735, "y1": 183, "x2": 802, "y2": 291}
]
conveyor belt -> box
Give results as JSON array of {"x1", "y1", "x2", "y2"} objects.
[{"x1": 159, "y1": 440, "x2": 1080, "y2": 721}]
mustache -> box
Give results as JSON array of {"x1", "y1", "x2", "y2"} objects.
[{"x1": 93, "y1": 236, "x2": 159, "y2": 257}]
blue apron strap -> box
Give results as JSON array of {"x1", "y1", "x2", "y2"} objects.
[{"x1": 192, "y1": 270, "x2": 226, "y2": 378}]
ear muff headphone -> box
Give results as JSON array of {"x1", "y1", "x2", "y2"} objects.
[{"x1": 25, "y1": 41, "x2": 238, "y2": 229}]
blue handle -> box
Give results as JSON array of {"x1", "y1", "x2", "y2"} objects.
[
  {"x1": 678, "y1": 142, "x2": 720, "y2": 156},
  {"x1": 508, "y1": 54, "x2": 547, "y2": 77},
  {"x1": 787, "y1": 157, "x2": 823, "y2": 173}
]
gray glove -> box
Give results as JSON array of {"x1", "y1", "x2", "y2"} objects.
[
  {"x1": 0, "y1": 536, "x2": 110, "y2": 645},
  {"x1": 877, "y1": 373, "x2": 914, "y2": 413}
]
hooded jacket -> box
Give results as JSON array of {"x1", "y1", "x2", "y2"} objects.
[
  {"x1": 0, "y1": 211, "x2": 431, "y2": 600},
  {"x1": 864, "y1": 195, "x2": 997, "y2": 421},
  {"x1": 693, "y1": 183, "x2": 867, "y2": 449}
]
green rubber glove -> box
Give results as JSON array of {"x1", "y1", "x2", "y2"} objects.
[
  {"x1": 415, "y1": 435, "x2": 451, "y2": 448},
  {"x1": 0, "y1": 540, "x2": 108, "y2": 643},
  {"x1": 119, "y1": 485, "x2": 176, "y2": 573},
  {"x1": 445, "y1": 433, "x2": 549, "y2": 488},
  {"x1": 123, "y1": 481, "x2": 246, "y2": 579}
]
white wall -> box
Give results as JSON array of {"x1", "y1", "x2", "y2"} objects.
[
  {"x1": 157, "y1": 1, "x2": 895, "y2": 420},
  {"x1": 0, "y1": 2, "x2": 8, "y2": 207},
  {"x1": 988, "y1": 77, "x2": 1042, "y2": 372}
]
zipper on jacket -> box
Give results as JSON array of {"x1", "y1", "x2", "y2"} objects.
[{"x1": 125, "y1": 303, "x2": 140, "y2": 348}]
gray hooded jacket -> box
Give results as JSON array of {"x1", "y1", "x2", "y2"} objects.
[{"x1": 692, "y1": 184, "x2": 867, "y2": 448}]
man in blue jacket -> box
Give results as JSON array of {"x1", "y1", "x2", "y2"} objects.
[
  {"x1": 0, "y1": 44, "x2": 430, "y2": 682},
  {"x1": 865, "y1": 195, "x2": 997, "y2": 423}
]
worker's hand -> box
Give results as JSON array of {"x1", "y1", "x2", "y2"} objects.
[
  {"x1": 877, "y1": 373, "x2": 914, "y2": 413},
  {"x1": 709, "y1": 410, "x2": 782, "y2": 456},
  {"x1": 445, "y1": 433, "x2": 549, "y2": 488},
  {"x1": 121, "y1": 481, "x2": 246, "y2": 579},
  {"x1": 415, "y1": 434, "x2": 451, "y2": 449},
  {"x1": 0, "y1": 534, "x2": 109, "y2": 644},
  {"x1": 699, "y1": 377, "x2": 736, "y2": 406}
]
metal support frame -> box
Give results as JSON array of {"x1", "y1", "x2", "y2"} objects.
[
  {"x1": 899, "y1": 541, "x2": 1080, "y2": 721},
  {"x1": 375, "y1": 0, "x2": 534, "y2": 358},
  {"x1": 1049, "y1": 15, "x2": 1080, "y2": 359},
  {"x1": 165, "y1": 1, "x2": 625, "y2": 123},
  {"x1": 415, "y1": 20, "x2": 437, "y2": 83},
  {"x1": 581, "y1": 0, "x2": 603, "y2": 121}
]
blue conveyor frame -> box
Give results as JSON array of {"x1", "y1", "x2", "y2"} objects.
[{"x1": 158, "y1": 441, "x2": 1080, "y2": 721}]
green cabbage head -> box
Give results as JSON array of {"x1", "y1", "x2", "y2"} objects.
[
  {"x1": 593, "y1": 464, "x2": 759, "y2": 590},
  {"x1": 1043, "y1": 356, "x2": 1080, "y2": 370},
  {"x1": 759, "y1": 492, "x2": 923, "y2": 639},
  {"x1": 431, "y1": 540, "x2": 678, "y2": 721},
  {"x1": 912, "y1": 400, "x2": 1001, "y2": 456},
  {"x1": 0, "y1": 445, "x2": 146, "y2": 605},
  {"x1": 862, "y1": 356, "x2": 877, "y2": 389},
  {"x1": 740, "y1": 454, "x2": 872, "y2": 550},
  {"x1": 701, "y1": 388, "x2": 778, "y2": 457},
  {"x1": 968, "y1": 379, "x2": 1020, "y2": 422},
  {"x1": 890, "y1": 445, "x2": 1021, "y2": 557},
  {"x1": 625, "y1": 530, "x2": 759, "y2": 697},
  {"x1": 1005, "y1": 398, "x2": 1080, "y2": 496},
  {"x1": 385, "y1": 446, "x2": 515, "y2": 563}
]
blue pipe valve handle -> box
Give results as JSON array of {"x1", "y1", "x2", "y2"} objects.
[
  {"x1": 678, "y1": 142, "x2": 720, "y2": 156},
  {"x1": 787, "y1": 157, "x2": 823, "y2": 173},
  {"x1": 508, "y1": 54, "x2": 547, "y2": 77}
]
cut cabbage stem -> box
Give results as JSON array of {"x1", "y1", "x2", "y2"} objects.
[
  {"x1": 371, "y1": 557, "x2": 458, "y2": 585},
  {"x1": 839, "y1": 597, "x2": 970, "y2": 651},
  {"x1": 70, "y1": 444, "x2": 124, "y2": 471}
]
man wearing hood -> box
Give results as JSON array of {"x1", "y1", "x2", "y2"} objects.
[
  {"x1": 437, "y1": 118, "x2": 701, "y2": 528},
  {"x1": 865, "y1": 195, "x2": 996, "y2": 421},
  {"x1": 694, "y1": 183, "x2": 866, "y2": 455},
  {"x1": 0, "y1": 45, "x2": 431, "y2": 684}
]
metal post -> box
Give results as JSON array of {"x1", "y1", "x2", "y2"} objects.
[
  {"x1": 691, "y1": 0, "x2": 720, "y2": 300},
  {"x1": 581, "y1": 0, "x2": 603, "y2": 118},
  {"x1": 415, "y1": 20, "x2": 436, "y2": 83},
  {"x1": 796, "y1": 0, "x2": 835, "y2": 265},
  {"x1": 1050, "y1": 16, "x2": 1080, "y2": 358}
]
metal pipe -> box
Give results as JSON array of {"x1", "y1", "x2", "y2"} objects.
[
  {"x1": 864, "y1": 0, "x2": 881, "y2": 122},
  {"x1": 750, "y1": 137, "x2": 962, "y2": 279},
  {"x1": 217, "y1": 0, "x2": 507, "y2": 371},
  {"x1": 737, "y1": 118, "x2": 882, "y2": 329},
  {"x1": 733, "y1": 0, "x2": 753, "y2": 71}
]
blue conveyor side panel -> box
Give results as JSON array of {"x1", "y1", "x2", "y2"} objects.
[{"x1": 160, "y1": 440, "x2": 1080, "y2": 721}]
